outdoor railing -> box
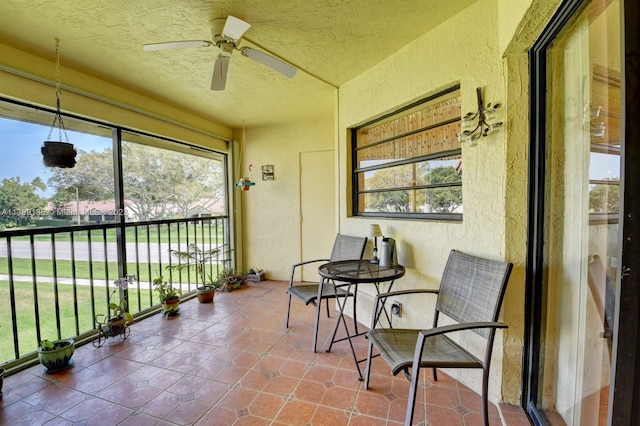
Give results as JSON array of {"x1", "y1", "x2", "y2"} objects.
[{"x1": 0, "y1": 215, "x2": 229, "y2": 371}]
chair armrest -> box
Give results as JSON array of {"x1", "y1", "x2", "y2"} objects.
[
  {"x1": 410, "y1": 321, "x2": 508, "y2": 376},
  {"x1": 418, "y1": 321, "x2": 507, "y2": 339},
  {"x1": 289, "y1": 258, "x2": 330, "y2": 287}
]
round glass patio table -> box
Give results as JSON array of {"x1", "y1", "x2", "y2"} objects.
[{"x1": 316, "y1": 259, "x2": 405, "y2": 380}]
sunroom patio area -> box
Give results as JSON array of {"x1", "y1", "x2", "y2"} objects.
[{"x1": 0, "y1": 280, "x2": 529, "y2": 425}]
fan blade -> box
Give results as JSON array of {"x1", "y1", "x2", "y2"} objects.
[
  {"x1": 143, "y1": 40, "x2": 212, "y2": 51},
  {"x1": 211, "y1": 55, "x2": 230, "y2": 91},
  {"x1": 222, "y1": 15, "x2": 251, "y2": 41},
  {"x1": 241, "y1": 47, "x2": 297, "y2": 78}
]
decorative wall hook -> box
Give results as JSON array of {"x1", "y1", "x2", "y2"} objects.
[
  {"x1": 456, "y1": 87, "x2": 503, "y2": 145},
  {"x1": 583, "y1": 103, "x2": 606, "y2": 138}
]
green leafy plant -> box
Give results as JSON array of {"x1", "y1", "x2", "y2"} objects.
[
  {"x1": 153, "y1": 276, "x2": 181, "y2": 302},
  {"x1": 39, "y1": 339, "x2": 56, "y2": 351},
  {"x1": 109, "y1": 275, "x2": 136, "y2": 324},
  {"x1": 166, "y1": 243, "x2": 232, "y2": 291},
  {"x1": 214, "y1": 267, "x2": 246, "y2": 292}
]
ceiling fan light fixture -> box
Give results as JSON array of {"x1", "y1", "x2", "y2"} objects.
[{"x1": 220, "y1": 15, "x2": 251, "y2": 41}]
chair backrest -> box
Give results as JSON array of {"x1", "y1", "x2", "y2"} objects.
[
  {"x1": 329, "y1": 233, "x2": 368, "y2": 262},
  {"x1": 435, "y1": 250, "x2": 513, "y2": 337},
  {"x1": 587, "y1": 254, "x2": 615, "y2": 336}
]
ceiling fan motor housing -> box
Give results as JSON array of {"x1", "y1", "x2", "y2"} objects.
[
  {"x1": 217, "y1": 41, "x2": 234, "y2": 56},
  {"x1": 211, "y1": 18, "x2": 236, "y2": 56}
]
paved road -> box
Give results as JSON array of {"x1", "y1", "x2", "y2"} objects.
[
  {"x1": 0, "y1": 240, "x2": 218, "y2": 263},
  {"x1": 0, "y1": 274, "x2": 195, "y2": 290}
]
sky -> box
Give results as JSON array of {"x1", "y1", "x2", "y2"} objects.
[{"x1": 0, "y1": 117, "x2": 111, "y2": 197}]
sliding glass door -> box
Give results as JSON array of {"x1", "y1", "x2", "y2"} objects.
[{"x1": 525, "y1": 0, "x2": 622, "y2": 424}]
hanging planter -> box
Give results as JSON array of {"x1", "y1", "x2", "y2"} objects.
[
  {"x1": 41, "y1": 141, "x2": 77, "y2": 168},
  {"x1": 235, "y1": 176, "x2": 255, "y2": 191},
  {"x1": 41, "y1": 39, "x2": 76, "y2": 169},
  {"x1": 235, "y1": 126, "x2": 255, "y2": 191}
]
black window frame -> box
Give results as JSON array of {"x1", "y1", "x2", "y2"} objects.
[{"x1": 351, "y1": 85, "x2": 463, "y2": 221}]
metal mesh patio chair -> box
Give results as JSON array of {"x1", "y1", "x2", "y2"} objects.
[
  {"x1": 285, "y1": 233, "x2": 367, "y2": 351},
  {"x1": 364, "y1": 250, "x2": 513, "y2": 426}
]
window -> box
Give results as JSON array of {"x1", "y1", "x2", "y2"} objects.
[
  {"x1": 588, "y1": 65, "x2": 620, "y2": 224},
  {"x1": 0, "y1": 100, "x2": 114, "y2": 229},
  {"x1": 0, "y1": 98, "x2": 226, "y2": 229},
  {"x1": 351, "y1": 86, "x2": 462, "y2": 220},
  {"x1": 121, "y1": 132, "x2": 225, "y2": 223}
]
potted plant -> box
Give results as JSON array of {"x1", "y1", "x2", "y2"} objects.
[
  {"x1": 215, "y1": 267, "x2": 246, "y2": 292},
  {"x1": 246, "y1": 268, "x2": 265, "y2": 282},
  {"x1": 95, "y1": 275, "x2": 136, "y2": 335},
  {"x1": 166, "y1": 244, "x2": 229, "y2": 303},
  {"x1": 38, "y1": 338, "x2": 75, "y2": 373},
  {"x1": 153, "y1": 276, "x2": 182, "y2": 317}
]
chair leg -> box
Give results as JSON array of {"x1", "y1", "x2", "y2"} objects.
[
  {"x1": 364, "y1": 339, "x2": 374, "y2": 389},
  {"x1": 286, "y1": 265, "x2": 297, "y2": 329},
  {"x1": 482, "y1": 367, "x2": 490, "y2": 426},
  {"x1": 325, "y1": 296, "x2": 330, "y2": 318},
  {"x1": 285, "y1": 293, "x2": 292, "y2": 328},
  {"x1": 352, "y1": 289, "x2": 358, "y2": 335},
  {"x1": 312, "y1": 295, "x2": 322, "y2": 353},
  {"x1": 432, "y1": 368, "x2": 438, "y2": 382},
  {"x1": 405, "y1": 362, "x2": 422, "y2": 425}
]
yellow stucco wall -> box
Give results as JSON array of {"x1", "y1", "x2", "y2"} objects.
[
  {"x1": 236, "y1": 116, "x2": 337, "y2": 279},
  {"x1": 333, "y1": 0, "x2": 564, "y2": 405},
  {"x1": 338, "y1": 0, "x2": 509, "y2": 403}
]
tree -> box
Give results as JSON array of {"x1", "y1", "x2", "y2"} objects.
[
  {"x1": 143, "y1": 150, "x2": 224, "y2": 218},
  {"x1": 0, "y1": 177, "x2": 47, "y2": 228},
  {"x1": 47, "y1": 148, "x2": 115, "y2": 202},
  {"x1": 47, "y1": 144, "x2": 225, "y2": 222},
  {"x1": 589, "y1": 178, "x2": 620, "y2": 213},
  {"x1": 365, "y1": 164, "x2": 427, "y2": 212},
  {"x1": 424, "y1": 166, "x2": 462, "y2": 213},
  {"x1": 120, "y1": 143, "x2": 224, "y2": 221},
  {"x1": 364, "y1": 162, "x2": 462, "y2": 213}
]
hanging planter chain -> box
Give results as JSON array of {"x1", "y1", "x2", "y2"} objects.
[
  {"x1": 235, "y1": 124, "x2": 255, "y2": 190},
  {"x1": 41, "y1": 38, "x2": 76, "y2": 168},
  {"x1": 47, "y1": 39, "x2": 70, "y2": 143}
]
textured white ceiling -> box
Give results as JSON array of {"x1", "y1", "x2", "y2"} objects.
[{"x1": 0, "y1": 0, "x2": 479, "y2": 129}]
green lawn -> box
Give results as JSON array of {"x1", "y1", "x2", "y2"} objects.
[
  {"x1": 6, "y1": 224, "x2": 225, "y2": 244},
  {"x1": 0, "y1": 279, "x2": 156, "y2": 364},
  {"x1": 0, "y1": 257, "x2": 163, "y2": 282}
]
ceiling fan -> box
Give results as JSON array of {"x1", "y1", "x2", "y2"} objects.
[{"x1": 143, "y1": 15, "x2": 297, "y2": 91}]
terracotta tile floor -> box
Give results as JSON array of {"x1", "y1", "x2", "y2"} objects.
[{"x1": 0, "y1": 280, "x2": 530, "y2": 425}]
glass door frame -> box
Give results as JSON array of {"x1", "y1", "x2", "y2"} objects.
[{"x1": 523, "y1": 0, "x2": 640, "y2": 424}]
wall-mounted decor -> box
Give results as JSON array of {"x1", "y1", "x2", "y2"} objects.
[
  {"x1": 261, "y1": 165, "x2": 274, "y2": 180},
  {"x1": 456, "y1": 86, "x2": 503, "y2": 145}
]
